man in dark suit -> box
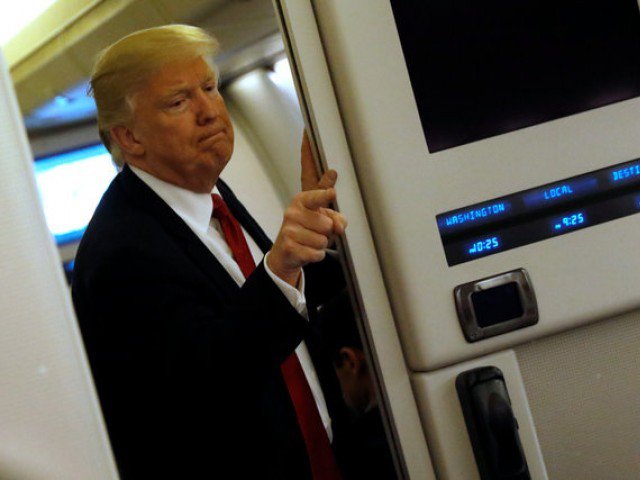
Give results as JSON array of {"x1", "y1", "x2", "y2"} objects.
[{"x1": 72, "y1": 25, "x2": 347, "y2": 479}]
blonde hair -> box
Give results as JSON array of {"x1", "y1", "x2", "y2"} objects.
[{"x1": 89, "y1": 24, "x2": 220, "y2": 166}]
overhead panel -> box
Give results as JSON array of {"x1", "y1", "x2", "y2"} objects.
[{"x1": 7, "y1": 0, "x2": 230, "y2": 116}]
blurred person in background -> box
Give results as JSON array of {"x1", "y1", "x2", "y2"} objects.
[{"x1": 315, "y1": 289, "x2": 397, "y2": 479}]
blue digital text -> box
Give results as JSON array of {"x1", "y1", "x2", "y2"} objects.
[
  {"x1": 543, "y1": 184, "x2": 573, "y2": 199},
  {"x1": 611, "y1": 164, "x2": 640, "y2": 182},
  {"x1": 441, "y1": 202, "x2": 508, "y2": 229},
  {"x1": 553, "y1": 212, "x2": 586, "y2": 232},
  {"x1": 467, "y1": 236, "x2": 500, "y2": 255},
  {"x1": 523, "y1": 177, "x2": 598, "y2": 207}
]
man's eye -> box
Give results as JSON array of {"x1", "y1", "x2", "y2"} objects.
[
  {"x1": 205, "y1": 84, "x2": 218, "y2": 94},
  {"x1": 165, "y1": 98, "x2": 189, "y2": 111}
]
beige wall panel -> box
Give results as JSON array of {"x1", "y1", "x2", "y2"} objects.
[
  {"x1": 516, "y1": 311, "x2": 640, "y2": 480},
  {"x1": 0, "y1": 51, "x2": 117, "y2": 480},
  {"x1": 412, "y1": 350, "x2": 548, "y2": 480},
  {"x1": 221, "y1": 115, "x2": 285, "y2": 242}
]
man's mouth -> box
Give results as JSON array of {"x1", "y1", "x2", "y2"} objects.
[{"x1": 199, "y1": 130, "x2": 225, "y2": 143}]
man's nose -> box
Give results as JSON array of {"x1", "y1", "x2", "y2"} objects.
[{"x1": 195, "y1": 89, "x2": 218, "y2": 125}]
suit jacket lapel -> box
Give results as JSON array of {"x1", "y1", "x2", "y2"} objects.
[{"x1": 119, "y1": 165, "x2": 239, "y2": 297}]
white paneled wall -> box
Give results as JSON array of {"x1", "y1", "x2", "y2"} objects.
[
  {"x1": 220, "y1": 116, "x2": 286, "y2": 243},
  {"x1": 224, "y1": 61, "x2": 305, "y2": 205},
  {"x1": 1, "y1": 52, "x2": 118, "y2": 480}
]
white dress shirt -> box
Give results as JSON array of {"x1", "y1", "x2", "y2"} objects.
[{"x1": 129, "y1": 166, "x2": 332, "y2": 439}]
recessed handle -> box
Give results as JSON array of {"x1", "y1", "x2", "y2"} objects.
[{"x1": 456, "y1": 366, "x2": 531, "y2": 480}]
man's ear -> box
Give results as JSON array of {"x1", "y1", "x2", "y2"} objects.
[
  {"x1": 338, "y1": 347, "x2": 364, "y2": 374},
  {"x1": 109, "y1": 125, "x2": 145, "y2": 157}
]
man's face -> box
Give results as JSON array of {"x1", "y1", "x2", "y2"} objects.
[{"x1": 128, "y1": 56, "x2": 234, "y2": 192}]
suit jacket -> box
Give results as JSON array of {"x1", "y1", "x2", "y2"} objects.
[{"x1": 72, "y1": 165, "x2": 346, "y2": 479}]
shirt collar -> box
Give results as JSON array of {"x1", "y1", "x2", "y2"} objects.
[{"x1": 129, "y1": 165, "x2": 214, "y2": 236}]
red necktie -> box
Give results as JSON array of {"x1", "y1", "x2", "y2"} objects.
[
  {"x1": 211, "y1": 194, "x2": 256, "y2": 277},
  {"x1": 211, "y1": 194, "x2": 342, "y2": 479}
]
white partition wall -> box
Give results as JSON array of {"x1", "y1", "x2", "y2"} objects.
[
  {"x1": 276, "y1": 0, "x2": 640, "y2": 478},
  {"x1": 0, "y1": 52, "x2": 118, "y2": 479}
]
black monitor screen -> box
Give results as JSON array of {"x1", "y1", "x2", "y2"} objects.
[{"x1": 390, "y1": 0, "x2": 640, "y2": 152}]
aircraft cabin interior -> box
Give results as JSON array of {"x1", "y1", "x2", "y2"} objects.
[{"x1": 0, "y1": 0, "x2": 639, "y2": 479}]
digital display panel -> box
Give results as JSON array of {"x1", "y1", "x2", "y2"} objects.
[
  {"x1": 438, "y1": 158, "x2": 640, "y2": 265},
  {"x1": 34, "y1": 144, "x2": 118, "y2": 245},
  {"x1": 390, "y1": 0, "x2": 640, "y2": 152}
]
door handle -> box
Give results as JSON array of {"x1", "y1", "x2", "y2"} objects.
[{"x1": 456, "y1": 366, "x2": 531, "y2": 480}]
